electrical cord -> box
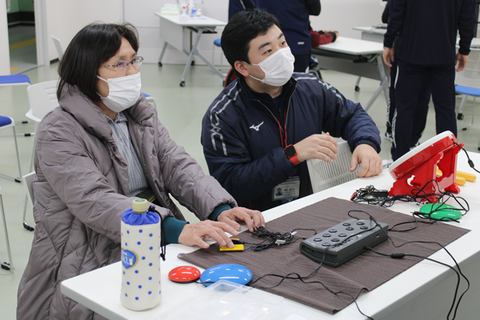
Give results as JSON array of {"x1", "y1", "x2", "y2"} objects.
[
  {"x1": 246, "y1": 223, "x2": 375, "y2": 319},
  {"x1": 454, "y1": 141, "x2": 480, "y2": 174},
  {"x1": 350, "y1": 209, "x2": 470, "y2": 320}
]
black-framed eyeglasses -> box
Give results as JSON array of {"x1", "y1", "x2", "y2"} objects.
[{"x1": 102, "y1": 56, "x2": 144, "y2": 71}]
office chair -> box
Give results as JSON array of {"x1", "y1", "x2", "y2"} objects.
[
  {"x1": 455, "y1": 47, "x2": 480, "y2": 149},
  {"x1": 22, "y1": 172, "x2": 36, "y2": 232},
  {"x1": 21, "y1": 80, "x2": 59, "y2": 231},
  {"x1": 51, "y1": 35, "x2": 156, "y2": 107},
  {"x1": 306, "y1": 140, "x2": 360, "y2": 193},
  {"x1": 0, "y1": 184, "x2": 14, "y2": 270},
  {"x1": 0, "y1": 116, "x2": 22, "y2": 183},
  {"x1": 51, "y1": 35, "x2": 64, "y2": 61}
]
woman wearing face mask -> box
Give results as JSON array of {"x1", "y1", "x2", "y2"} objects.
[{"x1": 17, "y1": 23, "x2": 264, "y2": 320}]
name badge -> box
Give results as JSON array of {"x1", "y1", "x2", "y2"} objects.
[{"x1": 272, "y1": 176, "x2": 300, "y2": 202}]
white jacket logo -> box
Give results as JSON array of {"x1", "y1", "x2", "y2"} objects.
[{"x1": 249, "y1": 121, "x2": 264, "y2": 131}]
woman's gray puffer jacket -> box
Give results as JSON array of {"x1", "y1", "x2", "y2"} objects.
[{"x1": 17, "y1": 85, "x2": 236, "y2": 319}]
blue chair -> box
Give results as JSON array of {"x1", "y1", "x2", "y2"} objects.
[
  {"x1": 0, "y1": 116, "x2": 22, "y2": 183},
  {"x1": 0, "y1": 75, "x2": 31, "y2": 183}
]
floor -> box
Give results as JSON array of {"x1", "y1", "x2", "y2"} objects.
[
  {"x1": 1, "y1": 47, "x2": 480, "y2": 319},
  {"x1": 8, "y1": 25, "x2": 37, "y2": 75}
]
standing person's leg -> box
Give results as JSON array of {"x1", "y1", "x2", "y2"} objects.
[
  {"x1": 386, "y1": 59, "x2": 398, "y2": 141},
  {"x1": 429, "y1": 64, "x2": 457, "y2": 136},
  {"x1": 391, "y1": 60, "x2": 424, "y2": 161},
  {"x1": 410, "y1": 82, "x2": 431, "y2": 147},
  {"x1": 293, "y1": 51, "x2": 310, "y2": 73}
]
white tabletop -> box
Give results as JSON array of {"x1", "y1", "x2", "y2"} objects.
[
  {"x1": 61, "y1": 152, "x2": 480, "y2": 320},
  {"x1": 312, "y1": 37, "x2": 384, "y2": 56},
  {"x1": 154, "y1": 12, "x2": 226, "y2": 27},
  {"x1": 353, "y1": 26, "x2": 387, "y2": 35}
]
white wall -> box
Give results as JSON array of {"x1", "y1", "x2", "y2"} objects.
[
  {"x1": 311, "y1": 0, "x2": 386, "y2": 39},
  {"x1": 0, "y1": 0, "x2": 11, "y2": 74},
  {"x1": 46, "y1": 0, "x2": 124, "y2": 62}
]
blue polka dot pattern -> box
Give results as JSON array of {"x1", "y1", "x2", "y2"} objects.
[{"x1": 121, "y1": 217, "x2": 161, "y2": 309}]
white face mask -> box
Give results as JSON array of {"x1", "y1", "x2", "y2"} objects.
[
  {"x1": 248, "y1": 47, "x2": 295, "y2": 86},
  {"x1": 97, "y1": 72, "x2": 142, "y2": 113}
]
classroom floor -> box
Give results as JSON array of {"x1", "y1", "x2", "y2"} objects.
[{"x1": 1, "y1": 55, "x2": 479, "y2": 319}]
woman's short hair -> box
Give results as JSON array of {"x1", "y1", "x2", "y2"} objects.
[
  {"x1": 57, "y1": 23, "x2": 139, "y2": 102},
  {"x1": 221, "y1": 9, "x2": 280, "y2": 78}
]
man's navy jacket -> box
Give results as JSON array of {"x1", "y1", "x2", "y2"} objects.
[{"x1": 201, "y1": 73, "x2": 381, "y2": 211}]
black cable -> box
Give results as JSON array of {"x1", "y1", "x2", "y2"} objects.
[
  {"x1": 246, "y1": 226, "x2": 374, "y2": 319},
  {"x1": 351, "y1": 207, "x2": 470, "y2": 320},
  {"x1": 454, "y1": 141, "x2": 480, "y2": 174},
  {"x1": 148, "y1": 205, "x2": 167, "y2": 261}
]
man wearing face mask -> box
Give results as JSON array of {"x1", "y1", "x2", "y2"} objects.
[{"x1": 201, "y1": 9, "x2": 383, "y2": 212}]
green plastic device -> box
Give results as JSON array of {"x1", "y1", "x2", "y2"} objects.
[{"x1": 419, "y1": 203, "x2": 462, "y2": 221}]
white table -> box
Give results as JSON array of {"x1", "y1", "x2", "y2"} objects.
[
  {"x1": 311, "y1": 37, "x2": 389, "y2": 112},
  {"x1": 353, "y1": 26, "x2": 387, "y2": 43},
  {"x1": 155, "y1": 13, "x2": 227, "y2": 87},
  {"x1": 61, "y1": 152, "x2": 480, "y2": 320}
]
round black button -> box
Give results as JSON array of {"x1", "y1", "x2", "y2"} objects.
[
  {"x1": 314, "y1": 238, "x2": 322, "y2": 242},
  {"x1": 356, "y1": 221, "x2": 365, "y2": 225},
  {"x1": 322, "y1": 243, "x2": 331, "y2": 247},
  {"x1": 331, "y1": 238, "x2": 340, "y2": 242},
  {"x1": 339, "y1": 233, "x2": 347, "y2": 237},
  {"x1": 342, "y1": 223, "x2": 351, "y2": 226},
  {"x1": 346, "y1": 227, "x2": 354, "y2": 231},
  {"x1": 323, "y1": 233, "x2": 331, "y2": 238},
  {"x1": 329, "y1": 229, "x2": 337, "y2": 233},
  {"x1": 360, "y1": 226, "x2": 369, "y2": 230}
]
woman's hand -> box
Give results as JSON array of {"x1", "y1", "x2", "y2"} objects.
[
  {"x1": 178, "y1": 220, "x2": 239, "y2": 249},
  {"x1": 217, "y1": 207, "x2": 265, "y2": 232}
]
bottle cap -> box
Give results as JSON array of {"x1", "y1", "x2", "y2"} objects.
[{"x1": 132, "y1": 198, "x2": 148, "y2": 214}]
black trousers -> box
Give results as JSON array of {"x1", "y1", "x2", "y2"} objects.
[
  {"x1": 387, "y1": 59, "x2": 431, "y2": 146},
  {"x1": 391, "y1": 60, "x2": 456, "y2": 161}
]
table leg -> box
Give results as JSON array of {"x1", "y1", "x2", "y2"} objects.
[
  {"x1": 363, "y1": 55, "x2": 389, "y2": 112},
  {"x1": 158, "y1": 42, "x2": 168, "y2": 67}
]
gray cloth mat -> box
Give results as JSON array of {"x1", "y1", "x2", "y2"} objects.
[{"x1": 179, "y1": 197, "x2": 469, "y2": 314}]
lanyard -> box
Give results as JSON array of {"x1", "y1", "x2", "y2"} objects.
[{"x1": 274, "y1": 108, "x2": 288, "y2": 149}]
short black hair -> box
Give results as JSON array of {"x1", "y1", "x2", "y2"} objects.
[
  {"x1": 221, "y1": 9, "x2": 280, "y2": 77},
  {"x1": 57, "y1": 23, "x2": 139, "y2": 102}
]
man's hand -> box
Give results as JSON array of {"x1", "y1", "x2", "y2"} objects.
[
  {"x1": 350, "y1": 144, "x2": 383, "y2": 177},
  {"x1": 217, "y1": 207, "x2": 265, "y2": 232},
  {"x1": 294, "y1": 133, "x2": 338, "y2": 163},
  {"x1": 455, "y1": 53, "x2": 468, "y2": 72},
  {"x1": 178, "y1": 220, "x2": 239, "y2": 249},
  {"x1": 383, "y1": 48, "x2": 394, "y2": 67}
]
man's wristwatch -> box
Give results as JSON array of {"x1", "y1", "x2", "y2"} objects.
[{"x1": 284, "y1": 144, "x2": 300, "y2": 165}]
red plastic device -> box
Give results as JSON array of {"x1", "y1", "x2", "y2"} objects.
[{"x1": 388, "y1": 131, "x2": 462, "y2": 203}]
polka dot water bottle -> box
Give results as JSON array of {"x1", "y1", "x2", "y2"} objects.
[{"x1": 121, "y1": 199, "x2": 161, "y2": 310}]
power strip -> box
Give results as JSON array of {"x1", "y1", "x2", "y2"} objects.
[{"x1": 300, "y1": 219, "x2": 389, "y2": 267}]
